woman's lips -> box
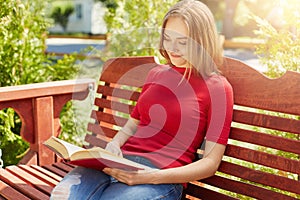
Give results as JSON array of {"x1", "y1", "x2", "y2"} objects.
[{"x1": 170, "y1": 53, "x2": 182, "y2": 58}]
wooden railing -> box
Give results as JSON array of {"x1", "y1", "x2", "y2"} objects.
[{"x1": 0, "y1": 79, "x2": 95, "y2": 166}]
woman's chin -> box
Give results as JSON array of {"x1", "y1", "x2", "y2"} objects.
[{"x1": 170, "y1": 58, "x2": 187, "y2": 68}]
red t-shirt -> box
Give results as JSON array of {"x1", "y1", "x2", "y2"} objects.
[{"x1": 122, "y1": 64, "x2": 233, "y2": 169}]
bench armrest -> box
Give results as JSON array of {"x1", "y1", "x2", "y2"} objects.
[
  {"x1": 0, "y1": 79, "x2": 94, "y2": 102},
  {"x1": 0, "y1": 79, "x2": 95, "y2": 165}
]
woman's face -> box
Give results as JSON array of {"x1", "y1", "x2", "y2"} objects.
[{"x1": 163, "y1": 17, "x2": 189, "y2": 68}]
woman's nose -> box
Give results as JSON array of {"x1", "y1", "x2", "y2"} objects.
[{"x1": 171, "y1": 41, "x2": 179, "y2": 52}]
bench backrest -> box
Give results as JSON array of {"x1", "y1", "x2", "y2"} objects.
[{"x1": 85, "y1": 56, "x2": 300, "y2": 200}]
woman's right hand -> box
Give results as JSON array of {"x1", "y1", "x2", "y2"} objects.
[{"x1": 105, "y1": 141, "x2": 123, "y2": 157}]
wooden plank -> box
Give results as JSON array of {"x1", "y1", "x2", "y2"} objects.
[
  {"x1": 100, "y1": 56, "x2": 157, "y2": 87},
  {"x1": 0, "y1": 168, "x2": 49, "y2": 200},
  {"x1": 0, "y1": 79, "x2": 94, "y2": 102},
  {"x1": 203, "y1": 175, "x2": 296, "y2": 200},
  {"x1": 230, "y1": 127, "x2": 300, "y2": 154},
  {"x1": 5, "y1": 166, "x2": 53, "y2": 195},
  {"x1": 90, "y1": 109, "x2": 128, "y2": 127},
  {"x1": 42, "y1": 165, "x2": 68, "y2": 177},
  {"x1": 221, "y1": 58, "x2": 300, "y2": 116},
  {"x1": 0, "y1": 180, "x2": 31, "y2": 200},
  {"x1": 94, "y1": 98, "x2": 135, "y2": 115},
  {"x1": 33, "y1": 96, "x2": 56, "y2": 165},
  {"x1": 87, "y1": 123, "x2": 118, "y2": 139},
  {"x1": 85, "y1": 133, "x2": 109, "y2": 148},
  {"x1": 18, "y1": 165, "x2": 59, "y2": 186},
  {"x1": 30, "y1": 165, "x2": 62, "y2": 182},
  {"x1": 97, "y1": 85, "x2": 140, "y2": 102},
  {"x1": 233, "y1": 109, "x2": 300, "y2": 134},
  {"x1": 95, "y1": 111, "x2": 127, "y2": 127},
  {"x1": 218, "y1": 161, "x2": 300, "y2": 194},
  {"x1": 52, "y1": 162, "x2": 74, "y2": 173},
  {"x1": 225, "y1": 145, "x2": 300, "y2": 174},
  {"x1": 185, "y1": 182, "x2": 237, "y2": 200}
]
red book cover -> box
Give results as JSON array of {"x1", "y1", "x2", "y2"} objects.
[{"x1": 68, "y1": 158, "x2": 145, "y2": 171}]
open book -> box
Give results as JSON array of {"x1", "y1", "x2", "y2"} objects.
[{"x1": 43, "y1": 136, "x2": 151, "y2": 171}]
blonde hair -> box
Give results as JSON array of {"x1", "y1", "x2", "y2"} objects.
[{"x1": 159, "y1": 0, "x2": 223, "y2": 77}]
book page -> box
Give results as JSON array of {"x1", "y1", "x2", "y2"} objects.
[
  {"x1": 44, "y1": 136, "x2": 85, "y2": 159},
  {"x1": 55, "y1": 138, "x2": 84, "y2": 156}
]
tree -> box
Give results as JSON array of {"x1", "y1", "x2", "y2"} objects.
[
  {"x1": 254, "y1": 0, "x2": 300, "y2": 77},
  {"x1": 0, "y1": 0, "x2": 79, "y2": 167},
  {"x1": 50, "y1": 5, "x2": 74, "y2": 32},
  {"x1": 97, "y1": 0, "x2": 178, "y2": 60}
]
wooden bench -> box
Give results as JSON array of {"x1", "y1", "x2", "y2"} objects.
[{"x1": 0, "y1": 56, "x2": 299, "y2": 200}]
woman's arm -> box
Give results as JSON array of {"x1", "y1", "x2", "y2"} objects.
[
  {"x1": 151, "y1": 141, "x2": 225, "y2": 183},
  {"x1": 103, "y1": 141, "x2": 226, "y2": 185},
  {"x1": 105, "y1": 117, "x2": 139, "y2": 156}
]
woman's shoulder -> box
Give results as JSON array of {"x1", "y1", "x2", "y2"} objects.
[
  {"x1": 205, "y1": 74, "x2": 233, "y2": 92},
  {"x1": 147, "y1": 64, "x2": 171, "y2": 77}
]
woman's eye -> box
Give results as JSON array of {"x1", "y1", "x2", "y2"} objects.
[
  {"x1": 178, "y1": 41, "x2": 187, "y2": 45},
  {"x1": 163, "y1": 37, "x2": 171, "y2": 41}
]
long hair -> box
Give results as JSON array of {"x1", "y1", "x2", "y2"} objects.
[{"x1": 159, "y1": 0, "x2": 223, "y2": 77}]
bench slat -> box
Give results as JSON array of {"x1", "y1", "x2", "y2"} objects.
[
  {"x1": 42, "y1": 164, "x2": 69, "y2": 177},
  {"x1": 87, "y1": 123, "x2": 118, "y2": 139},
  {"x1": 0, "y1": 180, "x2": 31, "y2": 200},
  {"x1": 233, "y1": 109, "x2": 300, "y2": 134},
  {"x1": 230, "y1": 127, "x2": 300, "y2": 154},
  {"x1": 185, "y1": 182, "x2": 237, "y2": 200},
  {"x1": 97, "y1": 85, "x2": 140, "y2": 102},
  {"x1": 202, "y1": 175, "x2": 297, "y2": 200},
  {"x1": 225, "y1": 144, "x2": 300, "y2": 174},
  {"x1": 52, "y1": 162, "x2": 75, "y2": 173},
  {"x1": 18, "y1": 165, "x2": 59, "y2": 187},
  {"x1": 95, "y1": 98, "x2": 135, "y2": 115},
  {"x1": 30, "y1": 165, "x2": 62, "y2": 182},
  {"x1": 5, "y1": 166, "x2": 53, "y2": 195},
  {"x1": 0, "y1": 168, "x2": 49, "y2": 200},
  {"x1": 218, "y1": 161, "x2": 300, "y2": 194},
  {"x1": 85, "y1": 133, "x2": 110, "y2": 148},
  {"x1": 95, "y1": 111, "x2": 127, "y2": 128}
]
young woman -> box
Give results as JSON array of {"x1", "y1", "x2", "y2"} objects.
[{"x1": 51, "y1": 0, "x2": 233, "y2": 199}]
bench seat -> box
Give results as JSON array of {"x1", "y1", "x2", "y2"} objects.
[{"x1": 0, "y1": 56, "x2": 299, "y2": 200}]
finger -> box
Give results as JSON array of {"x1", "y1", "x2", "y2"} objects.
[{"x1": 103, "y1": 168, "x2": 112, "y2": 174}]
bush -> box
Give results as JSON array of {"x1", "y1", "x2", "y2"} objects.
[
  {"x1": 253, "y1": 0, "x2": 300, "y2": 78},
  {"x1": 0, "y1": 0, "x2": 80, "y2": 167},
  {"x1": 100, "y1": 0, "x2": 178, "y2": 59}
]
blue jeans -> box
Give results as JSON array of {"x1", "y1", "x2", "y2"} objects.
[{"x1": 50, "y1": 156, "x2": 183, "y2": 200}]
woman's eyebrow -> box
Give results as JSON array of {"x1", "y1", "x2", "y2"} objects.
[{"x1": 177, "y1": 36, "x2": 188, "y2": 40}]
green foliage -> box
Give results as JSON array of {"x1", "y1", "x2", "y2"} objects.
[
  {"x1": 100, "y1": 0, "x2": 178, "y2": 59},
  {"x1": 0, "y1": 108, "x2": 28, "y2": 167},
  {"x1": 0, "y1": 0, "x2": 50, "y2": 86},
  {"x1": 0, "y1": 0, "x2": 80, "y2": 167},
  {"x1": 96, "y1": 0, "x2": 118, "y2": 11},
  {"x1": 253, "y1": 0, "x2": 300, "y2": 78},
  {"x1": 59, "y1": 100, "x2": 88, "y2": 146},
  {"x1": 50, "y1": 5, "x2": 74, "y2": 32}
]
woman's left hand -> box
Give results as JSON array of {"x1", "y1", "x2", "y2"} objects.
[{"x1": 103, "y1": 168, "x2": 158, "y2": 185}]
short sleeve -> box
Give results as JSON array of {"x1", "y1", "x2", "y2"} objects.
[
  {"x1": 129, "y1": 67, "x2": 158, "y2": 120},
  {"x1": 205, "y1": 76, "x2": 234, "y2": 145}
]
